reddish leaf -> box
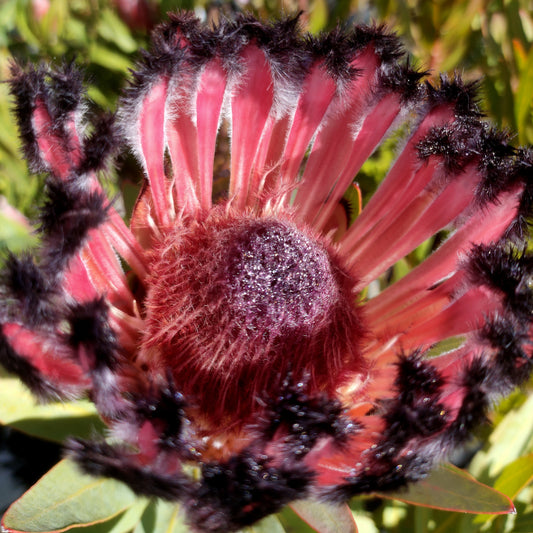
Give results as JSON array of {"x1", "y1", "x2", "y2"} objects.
[
  {"x1": 376, "y1": 463, "x2": 515, "y2": 514},
  {"x1": 290, "y1": 500, "x2": 358, "y2": 533}
]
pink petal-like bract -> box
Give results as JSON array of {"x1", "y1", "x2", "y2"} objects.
[{"x1": 3, "y1": 13, "x2": 533, "y2": 533}]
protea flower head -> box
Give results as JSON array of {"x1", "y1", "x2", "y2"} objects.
[{"x1": 3, "y1": 11, "x2": 533, "y2": 532}]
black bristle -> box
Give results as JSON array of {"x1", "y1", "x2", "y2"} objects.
[
  {"x1": 0, "y1": 326, "x2": 61, "y2": 400},
  {"x1": 475, "y1": 127, "x2": 517, "y2": 204},
  {"x1": 216, "y1": 14, "x2": 310, "y2": 87},
  {"x1": 1, "y1": 253, "x2": 56, "y2": 326},
  {"x1": 263, "y1": 376, "x2": 356, "y2": 458},
  {"x1": 379, "y1": 61, "x2": 427, "y2": 103},
  {"x1": 47, "y1": 62, "x2": 84, "y2": 120},
  {"x1": 426, "y1": 75, "x2": 483, "y2": 118},
  {"x1": 395, "y1": 352, "x2": 445, "y2": 404},
  {"x1": 8, "y1": 62, "x2": 86, "y2": 177},
  {"x1": 256, "y1": 15, "x2": 310, "y2": 86},
  {"x1": 8, "y1": 62, "x2": 47, "y2": 173},
  {"x1": 78, "y1": 113, "x2": 121, "y2": 174},
  {"x1": 325, "y1": 453, "x2": 432, "y2": 502},
  {"x1": 480, "y1": 315, "x2": 532, "y2": 388},
  {"x1": 348, "y1": 23, "x2": 405, "y2": 63},
  {"x1": 306, "y1": 27, "x2": 357, "y2": 82},
  {"x1": 380, "y1": 399, "x2": 448, "y2": 447},
  {"x1": 506, "y1": 147, "x2": 533, "y2": 239},
  {"x1": 67, "y1": 298, "x2": 117, "y2": 371},
  {"x1": 120, "y1": 28, "x2": 187, "y2": 113},
  {"x1": 65, "y1": 438, "x2": 192, "y2": 500},
  {"x1": 189, "y1": 452, "x2": 312, "y2": 533},
  {"x1": 324, "y1": 353, "x2": 446, "y2": 503},
  {"x1": 134, "y1": 377, "x2": 189, "y2": 453},
  {"x1": 445, "y1": 358, "x2": 492, "y2": 445},
  {"x1": 467, "y1": 244, "x2": 533, "y2": 321},
  {"x1": 375, "y1": 353, "x2": 448, "y2": 445},
  {"x1": 307, "y1": 23, "x2": 405, "y2": 83},
  {"x1": 164, "y1": 12, "x2": 218, "y2": 64},
  {"x1": 39, "y1": 179, "x2": 109, "y2": 270},
  {"x1": 416, "y1": 120, "x2": 481, "y2": 174}
]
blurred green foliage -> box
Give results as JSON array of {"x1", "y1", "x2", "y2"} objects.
[{"x1": 0, "y1": 1, "x2": 533, "y2": 532}]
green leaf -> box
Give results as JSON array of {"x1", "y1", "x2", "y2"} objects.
[
  {"x1": 308, "y1": 0, "x2": 329, "y2": 34},
  {"x1": 0, "y1": 211, "x2": 37, "y2": 252},
  {"x1": 243, "y1": 514, "x2": 286, "y2": 533},
  {"x1": 0, "y1": 375, "x2": 105, "y2": 442},
  {"x1": 376, "y1": 463, "x2": 515, "y2": 514},
  {"x1": 515, "y1": 45, "x2": 533, "y2": 144},
  {"x1": 68, "y1": 500, "x2": 149, "y2": 533},
  {"x1": 2, "y1": 459, "x2": 137, "y2": 533},
  {"x1": 513, "y1": 502, "x2": 533, "y2": 533},
  {"x1": 469, "y1": 394, "x2": 533, "y2": 481},
  {"x1": 133, "y1": 500, "x2": 286, "y2": 533},
  {"x1": 290, "y1": 500, "x2": 357, "y2": 533},
  {"x1": 134, "y1": 500, "x2": 189, "y2": 533},
  {"x1": 474, "y1": 454, "x2": 533, "y2": 524},
  {"x1": 494, "y1": 453, "x2": 533, "y2": 499},
  {"x1": 88, "y1": 43, "x2": 132, "y2": 73},
  {"x1": 97, "y1": 9, "x2": 137, "y2": 53}
]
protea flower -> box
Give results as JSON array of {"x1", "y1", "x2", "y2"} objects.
[{"x1": 3, "y1": 12, "x2": 533, "y2": 533}]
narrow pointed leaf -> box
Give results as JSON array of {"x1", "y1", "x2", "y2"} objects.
[
  {"x1": 2, "y1": 459, "x2": 137, "y2": 533},
  {"x1": 376, "y1": 463, "x2": 515, "y2": 514},
  {"x1": 289, "y1": 500, "x2": 357, "y2": 533}
]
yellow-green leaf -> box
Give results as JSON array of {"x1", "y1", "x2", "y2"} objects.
[
  {"x1": 134, "y1": 500, "x2": 189, "y2": 533},
  {"x1": 494, "y1": 453, "x2": 533, "y2": 498},
  {"x1": 290, "y1": 500, "x2": 357, "y2": 533},
  {"x1": 244, "y1": 514, "x2": 286, "y2": 533},
  {"x1": 0, "y1": 375, "x2": 104, "y2": 442},
  {"x1": 2, "y1": 459, "x2": 137, "y2": 533},
  {"x1": 68, "y1": 500, "x2": 149, "y2": 533}
]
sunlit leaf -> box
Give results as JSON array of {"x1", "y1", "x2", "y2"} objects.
[
  {"x1": 515, "y1": 45, "x2": 533, "y2": 144},
  {"x1": 68, "y1": 500, "x2": 149, "y2": 533},
  {"x1": 469, "y1": 394, "x2": 533, "y2": 480},
  {"x1": 290, "y1": 500, "x2": 357, "y2": 533},
  {"x1": 2, "y1": 459, "x2": 137, "y2": 533},
  {"x1": 377, "y1": 463, "x2": 515, "y2": 514},
  {"x1": 244, "y1": 514, "x2": 286, "y2": 533},
  {"x1": 134, "y1": 500, "x2": 188, "y2": 533},
  {"x1": 474, "y1": 453, "x2": 533, "y2": 524},
  {"x1": 97, "y1": 9, "x2": 138, "y2": 53},
  {"x1": 494, "y1": 453, "x2": 533, "y2": 498},
  {"x1": 88, "y1": 43, "x2": 132, "y2": 72},
  {"x1": 0, "y1": 211, "x2": 37, "y2": 252},
  {"x1": 0, "y1": 375, "x2": 104, "y2": 442},
  {"x1": 308, "y1": 0, "x2": 328, "y2": 34}
]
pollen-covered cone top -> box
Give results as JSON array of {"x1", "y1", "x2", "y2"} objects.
[{"x1": 3, "y1": 13, "x2": 533, "y2": 533}]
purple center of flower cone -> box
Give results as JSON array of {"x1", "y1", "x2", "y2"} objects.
[
  {"x1": 141, "y1": 210, "x2": 364, "y2": 433},
  {"x1": 223, "y1": 220, "x2": 338, "y2": 333}
]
